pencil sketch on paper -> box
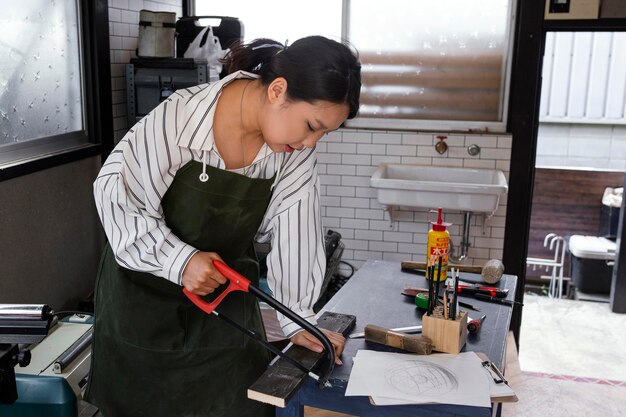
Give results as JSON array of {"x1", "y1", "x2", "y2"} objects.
[
  {"x1": 385, "y1": 360, "x2": 459, "y2": 397},
  {"x1": 346, "y1": 350, "x2": 492, "y2": 408}
]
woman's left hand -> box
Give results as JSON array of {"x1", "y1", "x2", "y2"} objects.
[{"x1": 290, "y1": 328, "x2": 345, "y2": 365}]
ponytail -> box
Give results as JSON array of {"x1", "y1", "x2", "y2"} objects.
[
  {"x1": 220, "y1": 38, "x2": 284, "y2": 75},
  {"x1": 221, "y1": 36, "x2": 361, "y2": 120}
]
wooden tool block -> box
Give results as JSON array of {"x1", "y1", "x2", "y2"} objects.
[
  {"x1": 364, "y1": 324, "x2": 432, "y2": 355},
  {"x1": 422, "y1": 310, "x2": 468, "y2": 354},
  {"x1": 247, "y1": 311, "x2": 356, "y2": 408}
]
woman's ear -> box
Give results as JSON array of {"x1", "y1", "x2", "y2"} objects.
[{"x1": 267, "y1": 77, "x2": 288, "y2": 104}]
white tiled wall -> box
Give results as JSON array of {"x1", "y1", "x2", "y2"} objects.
[
  {"x1": 317, "y1": 130, "x2": 512, "y2": 270},
  {"x1": 104, "y1": 2, "x2": 513, "y2": 273},
  {"x1": 537, "y1": 123, "x2": 626, "y2": 171},
  {"x1": 108, "y1": 0, "x2": 182, "y2": 142}
]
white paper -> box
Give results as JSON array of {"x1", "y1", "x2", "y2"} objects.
[
  {"x1": 367, "y1": 352, "x2": 516, "y2": 405},
  {"x1": 345, "y1": 350, "x2": 492, "y2": 408}
]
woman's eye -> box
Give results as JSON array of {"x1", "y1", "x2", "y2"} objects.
[{"x1": 307, "y1": 122, "x2": 315, "y2": 132}]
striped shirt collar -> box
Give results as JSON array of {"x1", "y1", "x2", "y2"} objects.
[{"x1": 177, "y1": 70, "x2": 259, "y2": 152}]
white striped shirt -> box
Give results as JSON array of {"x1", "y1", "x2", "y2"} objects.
[{"x1": 94, "y1": 71, "x2": 326, "y2": 337}]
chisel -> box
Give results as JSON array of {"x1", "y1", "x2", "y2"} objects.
[
  {"x1": 363, "y1": 324, "x2": 432, "y2": 355},
  {"x1": 349, "y1": 325, "x2": 422, "y2": 339}
]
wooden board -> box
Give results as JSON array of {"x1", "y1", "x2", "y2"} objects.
[{"x1": 247, "y1": 311, "x2": 356, "y2": 408}]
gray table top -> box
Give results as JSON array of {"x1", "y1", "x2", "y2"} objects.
[{"x1": 320, "y1": 259, "x2": 517, "y2": 382}]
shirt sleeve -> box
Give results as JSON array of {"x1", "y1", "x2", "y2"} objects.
[
  {"x1": 261, "y1": 151, "x2": 327, "y2": 338},
  {"x1": 93, "y1": 95, "x2": 198, "y2": 285}
]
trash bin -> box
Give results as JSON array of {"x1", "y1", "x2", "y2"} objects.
[
  {"x1": 599, "y1": 187, "x2": 623, "y2": 239},
  {"x1": 568, "y1": 235, "x2": 616, "y2": 294}
]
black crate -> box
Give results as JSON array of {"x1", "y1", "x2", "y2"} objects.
[
  {"x1": 126, "y1": 58, "x2": 209, "y2": 128},
  {"x1": 570, "y1": 253, "x2": 613, "y2": 294},
  {"x1": 599, "y1": 204, "x2": 621, "y2": 239},
  {"x1": 568, "y1": 235, "x2": 615, "y2": 294}
]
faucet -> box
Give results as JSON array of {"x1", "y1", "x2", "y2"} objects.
[
  {"x1": 467, "y1": 144, "x2": 481, "y2": 156},
  {"x1": 435, "y1": 135, "x2": 448, "y2": 154}
]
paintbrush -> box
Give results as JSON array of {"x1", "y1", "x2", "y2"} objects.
[
  {"x1": 435, "y1": 255, "x2": 443, "y2": 309},
  {"x1": 453, "y1": 268, "x2": 460, "y2": 318}
]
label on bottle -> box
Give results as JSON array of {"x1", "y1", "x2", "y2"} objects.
[{"x1": 427, "y1": 235, "x2": 449, "y2": 281}]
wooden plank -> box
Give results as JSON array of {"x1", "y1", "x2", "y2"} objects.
[{"x1": 247, "y1": 311, "x2": 356, "y2": 408}]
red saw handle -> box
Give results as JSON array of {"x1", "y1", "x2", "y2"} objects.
[{"x1": 182, "y1": 259, "x2": 250, "y2": 314}]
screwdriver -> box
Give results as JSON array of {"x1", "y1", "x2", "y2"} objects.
[
  {"x1": 457, "y1": 284, "x2": 508, "y2": 298},
  {"x1": 467, "y1": 314, "x2": 486, "y2": 335}
]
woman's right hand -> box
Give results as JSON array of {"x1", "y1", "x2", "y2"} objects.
[{"x1": 181, "y1": 252, "x2": 228, "y2": 295}]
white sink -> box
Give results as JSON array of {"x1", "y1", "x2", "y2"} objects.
[{"x1": 370, "y1": 163, "x2": 508, "y2": 214}]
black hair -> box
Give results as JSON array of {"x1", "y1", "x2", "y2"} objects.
[{"x1": 221, "y1": 36, "x2": 361, "y2": 119}]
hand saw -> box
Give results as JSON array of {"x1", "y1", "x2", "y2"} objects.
[{"x1": 183, "y1": 259, "x2": 335, "y2": 388}]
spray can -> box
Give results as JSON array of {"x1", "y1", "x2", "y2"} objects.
[{"x1": 426, "y1": 208, "x2": 451, "y2": 281}]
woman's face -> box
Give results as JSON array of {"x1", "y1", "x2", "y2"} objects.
[{"x1": 260, "y1": 78, "x2": 350, "y2": 153}]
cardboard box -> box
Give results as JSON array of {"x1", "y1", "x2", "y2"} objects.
[
  {"x1": 601, "y1": 0, "x2": 626, "y2": 18},
  {"x1": 545, "y1": 0, "x2": 600, "y2": 20},
  {"x1": 137, "y1": 10, "x2": 177, "y2": 58}
]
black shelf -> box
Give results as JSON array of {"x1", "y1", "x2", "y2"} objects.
[{"x1": 543, "y1": 18, "x2": 626, "y2": 31}]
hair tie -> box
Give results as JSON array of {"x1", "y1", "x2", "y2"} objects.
[{"x1": 251, "y1": 43, "x2": 284, "y2": 51}]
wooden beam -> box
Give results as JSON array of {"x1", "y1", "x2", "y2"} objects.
[
  {"x1": 503, "y1": 0, "x2": 545, "y2": 348},
  {"x1": 247, "y1": 311, "x2": 356, "y2": 408},
  {"x1": 610, "y1": 173, "x2": 626, "y2": 313}
]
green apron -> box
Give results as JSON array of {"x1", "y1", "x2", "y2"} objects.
[{"x1": 86, "y1": 162, "x2": 275, "y2": 417}]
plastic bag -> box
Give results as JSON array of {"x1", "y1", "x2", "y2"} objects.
[
  {"x1": 602, "y1": 187, "x2": 623, "y2": 208},
  {"x1": 183, "y1": 26, "x2": 226, "y2": 75}
]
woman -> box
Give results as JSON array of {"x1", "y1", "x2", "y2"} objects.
[{"x1": 86, "y1": 35, "x2": 361, "y2": 416}]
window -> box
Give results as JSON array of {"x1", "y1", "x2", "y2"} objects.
[
  {"x1": 0, "y1": 0, "x2": 105, "y2": 177},
  {"x1": 195, "y1": 0, "x2": 515, "y2": 132},
  {"x1": 194, "y1": 1, "x2": 342, "y2": 44},
  {"x1": 540, "y1": 32, "x2": 626, "y2": 125}
]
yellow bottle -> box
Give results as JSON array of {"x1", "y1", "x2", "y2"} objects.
[{"x1": 426, "y1": 208, "x2": 451, "y2": 281}]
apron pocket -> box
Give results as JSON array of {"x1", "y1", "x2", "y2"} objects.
[{"x1": 99, "y1": 248, "x2": 188, "y2": 351}]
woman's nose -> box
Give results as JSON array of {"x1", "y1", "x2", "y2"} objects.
[{"x1": 303, "y1": 133, "x2": 325, "y2": 149}]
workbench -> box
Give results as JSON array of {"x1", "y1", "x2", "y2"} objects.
[{"x1": 277, "y1": 259, "x2": 518, "y2": 417}]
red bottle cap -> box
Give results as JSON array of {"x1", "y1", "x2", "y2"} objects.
[{"x1": 430, "y1": 208, "x2": 452, "y2": 231}]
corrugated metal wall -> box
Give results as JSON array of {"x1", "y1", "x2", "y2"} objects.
[{"x1": 540, "y1": 32, "x2": 626, "y2": 124}]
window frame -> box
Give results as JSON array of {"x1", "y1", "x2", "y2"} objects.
[
  {"x1": 190, "y1": 0, "x2": 517, "y2": 133},
  {"x1": 343, "y1": 0, "x2": 516, "y2": 133},
  {"x1": 0, "y1": 0, "x2": 112, "y2": 181}
]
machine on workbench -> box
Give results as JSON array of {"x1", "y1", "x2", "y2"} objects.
[{"x1": 0, "y1": 304, "x2": 93, "y2": 417}]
